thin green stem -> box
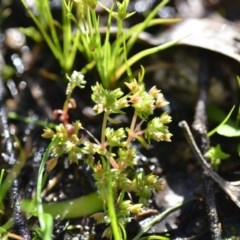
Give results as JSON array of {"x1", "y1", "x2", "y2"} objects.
[
  {"x1": 63, "y1": 91, "x2": 72, "y2": 113},
  {"x1": 126, "y1": 0, "x2": 169, "y2": 53},
  {"x1": 138, "y1": 236, "x2": 169, "y2": 240},
  {"x1": 21, "y1": 0, "x2": 62, "y2": 62},
  {"x1": 87, "y1": 7, "x2": 94, "y2": 37},
  {"x1": 62, "y1": 0, "x2": 82, "y2": 72},
  {"x1": 127, "y1": 109, "x2": 138, "y2": 144},
  {"x1": 8, "y1": 112, "x2": 56, "y2": 128},
  {"x1": 111, "y1": 17, "x2": 124, "y2": 68},
  {"x1": 114, "y1": 39, "x2": 178, "y2": 82},
  {"x1": 96, "y1": 5, "x2": 112, "y2": 88},
  {"x1": 35, "y1": 139, "x2": 58, "y2": 240},
  {"x1": 101, "y1": 110, "x2": 122, "y2": 239},
  {"x1": 68, "y1": 29, "x2": 81, "y2": 71},
  {"x1": 72, "y1": 6, "x2": 91, "y2": 60},
  {"x1": 101, "y1": 112, "x2": 109, "y2": 146},
  {"x1": 42, "y1": 0, "x2": 61, "y2": 51},
  {"x1": 123, "y1": 23, "x2": 133, "y2": 81},
  {"x1": 0, "y1": 153, "x2": 27, "y2": 204},
  {"x1": 62, "y1": 0, "x2": 73, "y2": 71},
  {"x1": 107, "y1": 169, "x2": 123, "y2": 240}
]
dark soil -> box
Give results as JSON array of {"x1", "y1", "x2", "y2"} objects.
[{"x1": 0, "y1": 0, "x2": 240, "y2": 239}]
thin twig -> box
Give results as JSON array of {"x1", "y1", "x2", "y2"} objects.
[{"x1": 179, "y1": 121, "x2": 240, "y2": 208}]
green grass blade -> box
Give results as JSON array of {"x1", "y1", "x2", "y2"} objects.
[
  {"x1": 113, "y1": 39, "x2": 178, "y2": 82},
  {"x1": 36, "y1": 138, "x2": 57, "y2": 239},
  {"x1": 208, "y1": 105, "x2": 235, "y2": 137},
  {"x1": 126, "y1": 0, "x2": 169, "y2": 53}
]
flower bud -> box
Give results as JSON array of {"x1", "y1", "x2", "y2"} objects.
[
  {"x1": 129, "y1": 203, "x2": 143, "y2": 215},
  {"x1": 41, "y1": 128, "x2": 55, "y2": 138}
]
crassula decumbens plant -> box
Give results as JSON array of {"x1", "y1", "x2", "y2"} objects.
[{"x1": 42, "y1": 69, "x2": 172, "y2": 239}]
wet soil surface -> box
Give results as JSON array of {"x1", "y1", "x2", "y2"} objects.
[{"x1": 1, "y1": 0, "x2": 240, "y2": 239}]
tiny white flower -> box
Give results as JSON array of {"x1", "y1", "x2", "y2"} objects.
[{"x1": 66, "y1": 71, "x2": 86, "y2": 95}]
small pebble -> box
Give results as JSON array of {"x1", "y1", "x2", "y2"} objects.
[{"x1": 5, "y1": 28, "x2": 26, "y2": 50}]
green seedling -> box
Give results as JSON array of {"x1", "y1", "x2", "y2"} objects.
[
  {"x1": 17, "y1": 1, "x2": 178, "y2": 238},
  {"x1": 206, "y1": 77, "x2": 240, "y2": 169},
  {"x1": 206, "y1": 105, "x2": 238, "y2": 169},
  {"x1": 21, "y1": 0, "x2": 81, "y2": 73},
  {"x1": 21, "y1": 0, "x2": 178, "y2": 87},
  {"x1": 37, "y1": 69, "x2": 172, "y2": 239},
  {"x1": 204, "y1": 144, "x2": 230, "y2": 171}
]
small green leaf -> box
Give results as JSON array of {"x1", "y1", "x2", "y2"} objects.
[
  {"x1": 208, "y1": 105, "x2": 235, "y2": 137},
  {"x1": 19, "y1": 27, "x2": 42, "y2": 42},
  {"x1": 217, "y1": 124, "x2": 240, "y2": 137},
  {"x1": 205, "y1": 144, "x2": 230, "y2": 170}
]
